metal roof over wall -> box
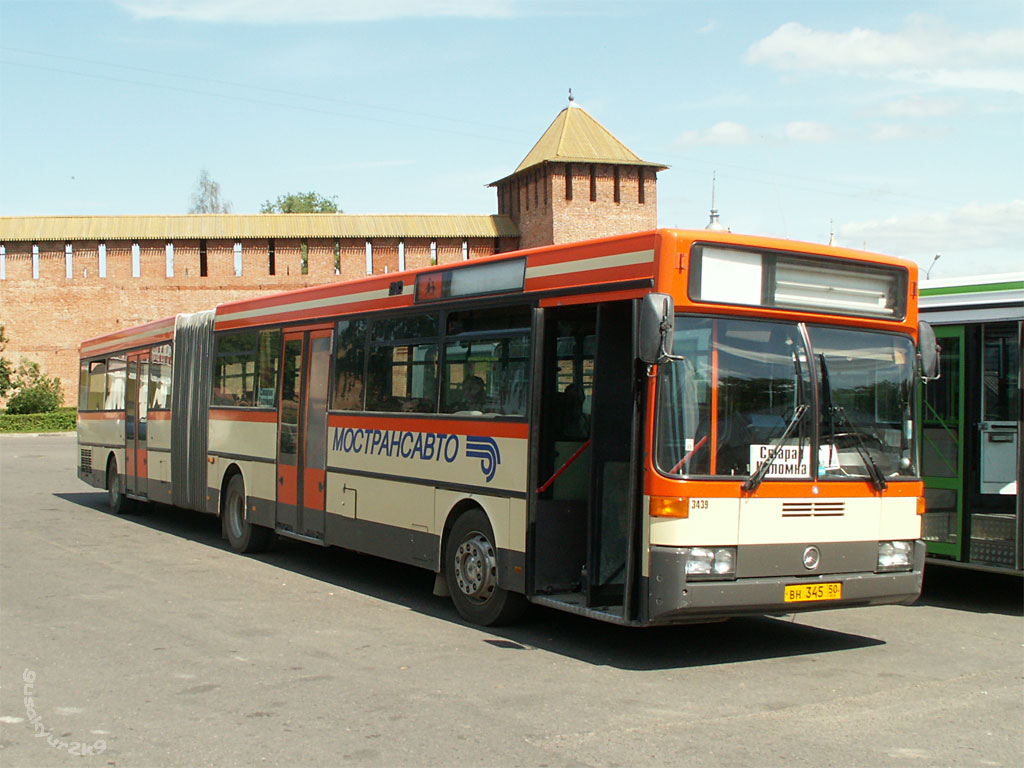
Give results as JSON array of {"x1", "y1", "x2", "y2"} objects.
[{"x1": 0, "y1": 214, "x2": 519, "y2": 243}]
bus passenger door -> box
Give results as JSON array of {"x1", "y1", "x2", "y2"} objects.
[
  {"x1": 124, "y1": 352, "x2": 149, "y2": 497},
  {"x1": 586, "y1": 301, "x2": 640, "y2": 610},
  {"x1": 301, "y1": 330, "x2": 332, "y2": 538},
  {"x1": 276, "y1": 328, "x2": 331, "y2": 540},
  {"x1": 531, "y1": 301, "x2": 641, "y2": 616}
]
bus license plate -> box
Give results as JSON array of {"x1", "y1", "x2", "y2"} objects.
[{"x1": 784, "y1": 582, "x2": 841, "y2": 603}]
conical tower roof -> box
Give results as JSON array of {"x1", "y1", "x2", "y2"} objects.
[{"x1": 491, "y1": 101, "x2": 666, "y2": 185}]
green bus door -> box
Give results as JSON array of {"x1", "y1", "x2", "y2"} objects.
[{"x1": 922, "y1": 326, "x2": 965, "y2": 559}]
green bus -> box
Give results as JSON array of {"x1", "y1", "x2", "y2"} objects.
[{"x1": 919, "y1": 273, "x2": 1023, "y2": 574}]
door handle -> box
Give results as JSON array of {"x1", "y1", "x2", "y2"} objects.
[
  {"x1": 318, "y1": 481, "x2": 325, "y2": 493},
  {"x1": 278, "y1": 476, "x2": 284, "y2": 485}
]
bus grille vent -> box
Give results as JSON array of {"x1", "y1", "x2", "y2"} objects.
[
  {"x1": 80, "y1": 449, "x2": 92, "y2": 473},
  {"x1": 781, "y1": 501, "x2": 845, "y2": 518}
]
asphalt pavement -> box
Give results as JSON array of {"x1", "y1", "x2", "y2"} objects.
[{"x1": 1, "y1": 433, "x2": 1021, "y2": 767}]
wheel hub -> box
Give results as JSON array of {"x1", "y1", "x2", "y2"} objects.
[{"x1": 454, "y1": 533, "x2": 497, "y2": 603}]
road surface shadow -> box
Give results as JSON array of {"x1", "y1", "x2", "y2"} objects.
[
  {"x1": 915, "y1": 562, "x2": 1023, "y2": 617},
  {"x1": 57, "y1": 491, "x2": 886, "y2": 670}
]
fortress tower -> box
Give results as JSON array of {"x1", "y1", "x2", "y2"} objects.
[{"x1": 490, "y1": 97, "x2": 667, "y2": 250}]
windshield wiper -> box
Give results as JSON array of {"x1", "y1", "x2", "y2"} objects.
[
  {"x1": 818, "y1": 354, "x2": 888, "y2": 491},
  {"x1": 743, "y1": 403, "x2": 809, "y2": 492}
]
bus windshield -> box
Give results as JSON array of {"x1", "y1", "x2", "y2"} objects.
[{"x1": 655, "y1": 317, "x2": 918, "y2": 482}]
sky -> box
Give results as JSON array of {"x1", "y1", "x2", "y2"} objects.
[{"x1": 1, "y1": 0, "x2": 1021, "y2": 279}]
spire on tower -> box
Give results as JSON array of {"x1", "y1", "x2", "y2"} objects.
[{"x1": 705, "y1": 172, "x2": 727, "y2": 231}]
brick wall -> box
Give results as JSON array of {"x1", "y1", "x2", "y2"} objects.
[{"x1": 0, "y1": 235, "x2": 504, "y2": 406}]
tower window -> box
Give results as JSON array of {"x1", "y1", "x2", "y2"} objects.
[
  {"x1": 268, "y1": 239, "x2": 276, "y2": 275},
  {"x1": 590, "y1": 164, "x2": 596, "y2": 202},
  {"x1": 565, "y1": 164, "x2": 573, "y2": 200},
  {"x1": 638, "y1": 168, "x2": 645, "y2": 204},
  {"x1": 614, "y1": 167, "x2": 621, "y2": 204},
  {"x1": 199, "y1": 239, "x2": 208, "y2": 277}
]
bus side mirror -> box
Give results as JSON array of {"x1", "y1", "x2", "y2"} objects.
[
  {"x1": 640, "y1": 293, "x2": 674, "y2": 364},
  {"x1": 918, "y1": 320, "x2": 940, "y2": 380}
]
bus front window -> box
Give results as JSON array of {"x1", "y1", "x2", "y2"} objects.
[
  {"x1": 656, "y1": 317, "x2": 812, "y2": 478},
  {"x1": 808, "y1": 327, "x2": 918, "y2": 481}
]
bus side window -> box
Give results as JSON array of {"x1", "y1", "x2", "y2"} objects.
[
  {"x1": 442, "y1": 306, "x2": 531, "y2": 416},
  {"x1": 78, "y1": 361, "x2": 90, "y2": 411},
  {"x1": 366, "y1": 314, "x2": 439, "y2": 414},
  {"x1": 105, "y1": 357, "x2": 126, "y2": 411},
  {"x1": 366, "y1": 343, "x2": 438, "y2": 413},
  {"x1": 256, "y1": 329, "x2": 281, "y2": 408},
  {"x1": 148, "y1": 343, "x2": 173, "y2": 410},
  {"x1": 213, "y1": 331, "x2": 261, "y2": 407},
  {"x1": 332, "y1": 319, "x2": 367, "y2": 411}
]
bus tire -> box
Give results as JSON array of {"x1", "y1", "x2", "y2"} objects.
[
  {"x1": 223, "y1": 473, "x2": 273, "y2": 554},
  {"x1": 106, "y1": 457, "x2": 133, "y2": 515},
  {"x1": 444, "y1": 508, "x2": 526, "y2": 626}
]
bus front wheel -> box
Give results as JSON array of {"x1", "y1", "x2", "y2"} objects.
[
  {"x1": 223, "y1": 474, "x2": 273, "y2": 554},
  {"x1": 444, "y1": 508, "x2": 526, "y2": 626}
]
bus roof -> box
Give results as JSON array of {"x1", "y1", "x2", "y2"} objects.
[
  {"x1": 79, "y1": 229, "x2": 919, "y2": 355},
  {"x1": 920, "y1": 272, "x2": 1024, "y2": 324}
]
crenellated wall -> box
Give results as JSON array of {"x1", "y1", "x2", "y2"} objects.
[{"x1": 0, "y1": 235, "x2": 517, "y2": 406}]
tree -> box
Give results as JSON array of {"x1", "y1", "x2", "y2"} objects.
[
  {"x1": 0, "y1": 325, "x2": 13, "y2": 399},
  {"x1": 260, "y1": 192, "x2": 340, "y2": 214},
  {"x1": 189, "y1": 169, "x2": 232, "y2": 213},
  {"x1": 5, "y1": 359, "x2": 64, "y2": 414}
]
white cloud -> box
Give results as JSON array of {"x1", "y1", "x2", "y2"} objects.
[
  {"x1": 784, "y1": 121, "x2": 833, "y2": 143},
  {"x1": 675, "y1": 121, "x2": 752, "y2": 147},
  {"x1": 747, "y1": 20, "x2": 1024, "y2": 94},
  {"x1": 839, "y1": 199, "x2": 1024, "y2": 275},
  {"x1": 115, "y1": 0, "x2": 527, "y2": 23},
  {"x1": 879, "y1": 96, "x2": 961, "y2": 118},
  {"x1": 676, "y1": 120, "x2": 838, "y2": 147},
  {"x1": 866, "y1": 123, "x2": 946, "y2": 142}
]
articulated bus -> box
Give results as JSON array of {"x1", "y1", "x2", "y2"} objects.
[
  {"x1": 78, "y1": 229, "x2": 935, "y2": 626},
  {"x1": 919, "y1": 274, "x2": 1022, "y2": 575}
]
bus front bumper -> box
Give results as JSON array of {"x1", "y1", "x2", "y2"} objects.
[{"x1": 646, "y1": 541, "x2": 925, "y2": 625}]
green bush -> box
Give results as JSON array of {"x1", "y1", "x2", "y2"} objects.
[
  {"x1": 0, "y1": 407, "x2": 77, "y2": 433},
  {"x1": 4, "y1": 359, "x2": 64, "y2": 414}
]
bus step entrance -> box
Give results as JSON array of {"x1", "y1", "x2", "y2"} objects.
[{"x1": 530, "y1": 593, "x2": 630, "y2": 625}]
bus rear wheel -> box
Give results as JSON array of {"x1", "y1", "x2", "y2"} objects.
[
  {"x1": 223, "y1": 473, "x2": 273, "y2": 553},
  {"x1": 106, "y1": 458, "x2": 133, "y2": 515},
  {"x1": 444, "y1": 509, "x2": 526, "y2": 626}
]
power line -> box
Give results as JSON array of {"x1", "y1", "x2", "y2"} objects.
[
  {"x1": 1, "y1": 59, "x2": 525, "y2": 146},
  {"x1": 0, "y1": 45, "x2": 536, "y2": 137}
]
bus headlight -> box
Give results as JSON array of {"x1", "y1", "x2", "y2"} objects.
[
  {"x1": 686, "y1": 547, "x2": 736, "y2": 579},
  {"x1": 877, "y1": 541, "x2": 914, "y2": 571}
]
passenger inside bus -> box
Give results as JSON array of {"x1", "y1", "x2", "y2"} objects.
[
  {"x1": 557, "y1": 384, "x2": 590, "y2": 439},
  {"x1": 449, "y1": 375, "x2": 487, "y2": 413}
]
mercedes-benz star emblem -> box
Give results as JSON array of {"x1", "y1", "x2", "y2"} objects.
[{"x1": 802, "y1": 546, "x2": 821, "y2": 570}]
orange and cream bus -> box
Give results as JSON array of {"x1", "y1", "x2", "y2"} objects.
[{"x1": 77, "y1": 229, "x2": 937, "y2": 626}]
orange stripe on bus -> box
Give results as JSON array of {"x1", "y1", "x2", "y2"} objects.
[
  {"x1": 208, "y1": 408, "x2": 278, "y2": 423},
  {"x1": 327, "y1": 413, "x2": 529, "y2": 439},
  {"x1": 645, "y1": 475, "x2": 923, "y2": 499},
  {"x1": 77, "y1": 410, "x2": 123, "y2": 420},
  {"x1": 539, "y1": 287, "x2": 648, "y2": 308}
]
